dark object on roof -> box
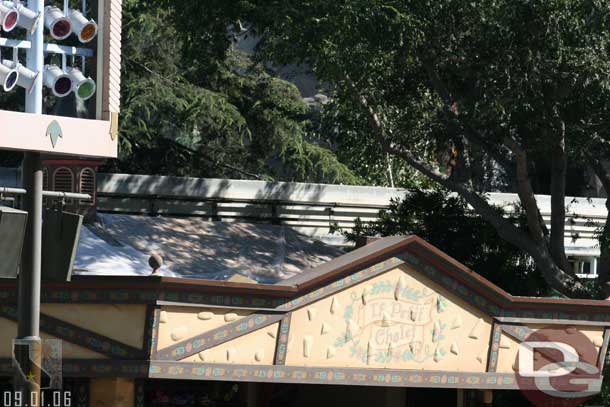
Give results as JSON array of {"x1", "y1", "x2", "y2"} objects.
[{"x1": 149, "y1": 253, "x2": 163, "y2": 274}]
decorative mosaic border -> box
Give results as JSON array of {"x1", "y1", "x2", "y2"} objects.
[
  {"x1": 400, "y1": 251, "x2": 503, "y2": 317},
  {"x1": 0, "y1": 305, "x2": 145, "y2": 360},
  {"x1": 150, "y1": 308, "x2": 161, "y2": 359},
  {"x1": 160, "y1": 290, "x2": 286, "y2": 309},
  {"x1": 0, "y1": 359, "x2": 149, "y2": 378},
  {"x1": 494, "y1": 317, "x2": 610, "y2": 327},
  {"x1": 500, "y1": 324, "x2": 532, "y2": 342},
  {"x1": 598, "y1": 328, "x2": 610, "y2": 369},
  {"x1": 0, "y1": 286, "x2": 286, "y2": 309},
  {"x1": 486, "y1": 323, "x2": 502, "y2": 373},
  {"x1": 278, "y1": 257, "x2": 405, "y2": 311},
  {"x1": 405, "y1": 244, "x2": 610, "y2": 323},
  {"x1": 148, "y1": 361, "x2": 528, "y2": 390},
  {"x1": 156, "y1": 313, "x2": 285, "y2": 361},
  {"x1": 274, "y1": 313, "x2": 292, "y2": 365},
  {"x1": 41, "y1": 288, "x2": 157, "y2": 304}
]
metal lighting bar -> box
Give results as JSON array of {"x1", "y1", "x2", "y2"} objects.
[
  {"x1": 15, "y1": 0, "x2": 44, "y2": 401},
  {"x1": 0, "y1": 38, "x2": 94, "y2": 57},
  {"x1": 0, "y1": 187, "x2": 92, "y2": 200}
]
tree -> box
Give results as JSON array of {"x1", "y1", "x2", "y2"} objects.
[
  {"x1": 243, "y1": 0, "x2": 610, "y2": 297},
  {"x1": 0, "y1": 0, "x2": 361, "y2": 185},
  {"x1": 105, "y1": 0, "x2": 361, "y2": 185},
  {"x1": 337, "y1": 189, "x2": 549, "y2": 296}
]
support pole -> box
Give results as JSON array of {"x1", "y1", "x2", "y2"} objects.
[
  {"x1": 15, "y1": 0, "x2": 44, "y2": 404},
  {"x1": 17, "y1": 153, "x2": 43, "y2": 338}
]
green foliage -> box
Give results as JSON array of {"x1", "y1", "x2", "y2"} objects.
[
  {"x1": 251, "y1": 0, "x2": 610, "y2": 183},
  {"x1": 338, "y1": 189, "x2": 548, "y2": 296},
  {"x1": 242, "y1": 0, "x2": 610, "y2": 296},
  {"x1": 108, "y1": 0, "x2": 361, "y2": 184}
]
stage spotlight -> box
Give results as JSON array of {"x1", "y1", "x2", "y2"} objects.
[
  {"x1": 44, "y1": 5, "x2": 71, "y2": 40},
  {"x1": 0, "y1": 2, "x2": 19, "y2": 32},
  {"x1": 69, "y1": 9, "x2": 97, "y2": 43},
  {"x1": 0, "y1": 60, "x2": 19, "y2": 92},
  {"x1": 66, "y1": 66, "x2": 95, "y2": 100},
  {"x1": 3, "y1": 1, "x2": 41, "y2": 33},
  {"x1": 43, "y1": 65, "x2": 72, "y2": 97},
  {"x1": 2, "y1": 59, "x2": 40, "y2": 94}
]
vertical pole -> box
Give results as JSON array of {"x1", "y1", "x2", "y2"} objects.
[
  {"x1": 18, "y1": 153, "x2": 43, "y2": 337},
  {"x1": 16, "y1": 0, "x2": 44, "y2": 404},
  {"x1": 25, "y1": 0, "x2": 43, "y2": 115}
]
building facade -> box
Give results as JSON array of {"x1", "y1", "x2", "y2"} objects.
[{"x1": 0, "y1": 236, "x2": 609, "y2": 406}]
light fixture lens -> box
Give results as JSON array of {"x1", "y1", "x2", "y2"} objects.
[
  {"x1": 0, "y1": 62, "x2": 19, "y2": 92},
  {"x1": 44, "y1": 65, "x2": 73, "y2": 97},
  {"x1": 44, "y1": 6, "x2": 72, "y2": 40},
  {"x1": 54, "y1": 76, "x2": 72, "y2": 95},
  {"x1": 5, "y1": 70, "x2": 17, "y2": 89},
  {"x1": 3, "y1": 8, "x2": 18, "y2": 31},
  {"x1": 69, "y1": 9, "x2": 97, "y2": 43},
  {"x1": 2, "y1": 60, "x2": 40, "y2": 94},
  {"x1": 77, "y1": 81, "x2": 94, "y2": 99},
  {"x1": 51, "y1": 19, "x2": 71, "y2": 38},
  {"x1": 79, "y1": 22, "x2": 96, "y2": 42},
  {"x1": 66, "y1": 67, "x2": 96, "y2": 100}
]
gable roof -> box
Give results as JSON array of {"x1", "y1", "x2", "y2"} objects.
[
  {"x1": 40, "y1": 235, "x2": 610, "y2": 318},
  {"x1": 278, "y1": 235, "x2": 610, "y2": 313}
]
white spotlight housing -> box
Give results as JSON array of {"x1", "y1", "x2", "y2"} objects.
[
  {"x1": 69, "y1": 9, "x2": 97, "y2": 43},
  {"x1": 3, "y1": 1, "x2": 41, "y2": 34},
  {"x1": 0, "y1": 60, "x2": 19, "y2": 92},
  {"x1": 43, "y1": 65, "x2": 73, "y2": 97},
  {"x1": 2, "y1": 59, "x2": 40, "y2": 94},
  {"x1": 0, "y1": 2, "x2": 19, "y2": 32},
  {"x1": 66, "y1": 66, "x2": 96, "y2": 101},
  {"x1": 44, "y1": 5, "x2": 71, "y2": 40}
]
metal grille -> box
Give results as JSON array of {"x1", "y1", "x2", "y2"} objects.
[
  {"x1": 53, "y1": 167, "x2": 74, "y2": 204},
  {"x1": 43, "y1": 168, "x2": 49, "y2": 206},
  {"x1": 79, "y1": 168, "x2": 95, "y2": 205},
  {"x1": 43, "y1": 168, "x2": 49, "y2": 191}
]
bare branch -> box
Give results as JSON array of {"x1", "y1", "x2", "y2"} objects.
[
  {"x1": 353, "y1": 87, "x2": 584, "y2": 295},
  {"x1": 503, "y1": 137, "x2": 549, "y2": 244},
  {"x1": 422, "y1": 62, "x2": 515, "y2": 172}
]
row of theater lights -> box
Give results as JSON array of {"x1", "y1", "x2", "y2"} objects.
[{"x1": 0, "y1": 1, "x2": 97, "y2": 100}]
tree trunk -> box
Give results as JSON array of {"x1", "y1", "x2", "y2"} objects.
[{"x1": 549, "y1": 123, "x2": 571, "y2": 273}]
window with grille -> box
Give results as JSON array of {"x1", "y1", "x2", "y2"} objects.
[
  {"x1": 42, "y1": 168, "x2": 49, "y2": 206},
  {"x1": 53, "y1": 167, "x2": 74, "y2": 204},
  {"x1": 43, "y1": 168, "x2": 49, "y2": 191},
  {"x1": 79, "y1": 168, "x2": 95, "y2": 205}
]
